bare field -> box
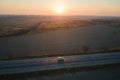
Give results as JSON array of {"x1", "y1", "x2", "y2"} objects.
[
  {"x1": 0, "y1": 15, "x2": 120, "y2": 60},
  {"x1": 0, "y1": 16, "x2": 120, "y2": 37},
  {"x1": 0, "y1": 16, "x2": 92, "y2": 37}
]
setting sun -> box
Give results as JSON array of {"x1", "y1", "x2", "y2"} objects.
[
  {"x1": 53, "y1": 1, "x2": 66, "y2": 15},
  {"x1": 55, "y1": 6, "x2": 64, "y2": 14}
]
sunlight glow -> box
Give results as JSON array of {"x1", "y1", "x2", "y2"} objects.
[
  {"x1": 56, "y1": 6, "x2": 64, "y2": 14},
  {"x1": 0, "y1": 0, "x2": 120, "y2": 16},
  {"x1": 54, "y1": 2, "x2": 65, "y2": 15}
]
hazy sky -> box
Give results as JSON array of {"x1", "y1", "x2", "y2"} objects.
[{"x1": 0, "y1": 0, "x2": 120, "y2": 16}]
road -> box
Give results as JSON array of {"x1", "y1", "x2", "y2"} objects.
[{"x1": 0, "y1": 52, "x2": 120, "y2": 75}]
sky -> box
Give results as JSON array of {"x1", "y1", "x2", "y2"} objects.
[{"x1": 0, "y1": 0, "x2": 120, "y2": 16}]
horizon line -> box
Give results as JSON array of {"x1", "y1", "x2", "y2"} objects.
[{"x1": 0, "y1": 14, "x2": 120, "y2": 17}]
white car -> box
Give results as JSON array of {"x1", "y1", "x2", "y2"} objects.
[{"x1": 57, "y1": 57, "x2": 64, "y2": 64}]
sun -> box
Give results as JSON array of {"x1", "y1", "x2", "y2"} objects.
[
  {"x1": 53, "y1": 2, "x2": 66, "y2": 15},
  {"x1": 55, "y1": 5, "x2": 65, "y2": 14},
  {"x1": 56, "y1": 6, "x2": 64, "y2": 14}
]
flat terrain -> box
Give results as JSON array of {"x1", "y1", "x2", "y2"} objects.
[
  {"x1": 0, "y1": 16, "x2": 92, "y2": 37},
  {"x1": 0, "y1": 16, "x2": 120, "y2": 80},
  {"x1": 0, "y1": 15, "x2": 120, "y2": 60}
]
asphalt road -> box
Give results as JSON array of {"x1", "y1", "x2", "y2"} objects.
[{"x1": 0, "y1": 52, "x2": 120, "y2": 75}]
